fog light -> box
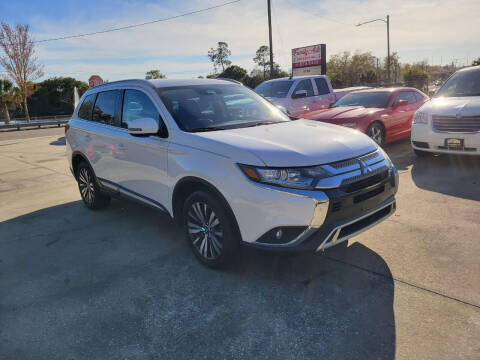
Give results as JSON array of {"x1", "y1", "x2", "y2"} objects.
[{"x1": 275, "y1": 229, "x2": 283, "y2": 240}]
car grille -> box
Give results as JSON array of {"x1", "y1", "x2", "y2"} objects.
[
  {"x1": 316, "y1": 149, "x2": 392, "y2": 192},
  {"x1": 432, "y1": 115, "x2": 480, "y2": 133}
]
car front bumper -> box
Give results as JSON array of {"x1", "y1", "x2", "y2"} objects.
[
  {"x1": 411, "y1": 123, "x2": 480, "y2": 155},
  {"x1": 238, "y1": 165, "x2": 398, "y2": 252}
]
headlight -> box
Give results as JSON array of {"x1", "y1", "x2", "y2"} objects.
[
  {"x1": 413, "y1": 111, "x2": 429, "y2": 124},
  {"x1": 339, "y1": 122, "x2": 357, "y2": 129},
  {"x1": 238, "y1": 164, "x2": 332, "y2": 189}
]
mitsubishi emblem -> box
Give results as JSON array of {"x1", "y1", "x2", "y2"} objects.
[{"x1": 359, "y1": 159, "x2": 372, "y2": 175}]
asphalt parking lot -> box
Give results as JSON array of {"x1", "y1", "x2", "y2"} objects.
[{"x1": 1, "y1": 127, "x2": 479, "y2": 360}]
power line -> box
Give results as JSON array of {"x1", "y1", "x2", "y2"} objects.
[{"x1": 32, "y1": 0, "x2": 241, "y2": 43}]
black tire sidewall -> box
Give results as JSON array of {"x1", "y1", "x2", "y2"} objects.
[
  {"x1": 77, "y1": 162, "x2": 110, "y2": 210},
  {"x1": 182, "y1": 190, "x2": 239, "y2": 268}
]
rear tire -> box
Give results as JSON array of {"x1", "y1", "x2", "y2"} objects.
[
  {"x1": 366, "y1": 122, "x2": 385, "y2": 146},
  {"x1": 182, "y1": 190, "x2": 239, "y2": 268},
  {"x1": 76, "y1": 162, "x2": 111, "y2": 210}
]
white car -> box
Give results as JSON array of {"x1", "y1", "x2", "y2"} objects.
[
  {"x1": 66, "y1": 79, "x2": 398, "y2": 267},
  {"x1": 254, "y1": 75, "x2": 369, "y2": 117},
  {"x1": 412, "y1": 65, "x2": 480, "y2": 156}
]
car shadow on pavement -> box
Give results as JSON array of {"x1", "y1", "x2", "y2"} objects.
[
  {"x1": 49, "y1": 136, "x2": 66, "y2": 146},
  {"x1": 0, "y1": 198, "x2": 395, "y2": 359},
  {"x1": 383, "y1": 138, "x2": 415, "y2": 171},
  {"x1": 411, "y1": 154, "x2": 480, "y2": 201}
]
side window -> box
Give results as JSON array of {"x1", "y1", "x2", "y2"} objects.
[
  {"x1": 122, "y1": 89, "x2": 161, "y2": 129},
  {"x1": 394, "y1": 91, "x2": 417, "y2": 105},
  {"x1": 292, "y1": 79, "x2": 315, "y2": 98},
  {"x1": 92, "y1": 90, "x2": 119, "y2": 125},
  {"x1": 78, "y1": 94, "x2": 96, "y2": 120},
  {"x1": 414, "y1": 92, "x2": 425, "y2": 102},
  {"x1": 314, "y1": 78, "x2": 330, "y2": 95}
]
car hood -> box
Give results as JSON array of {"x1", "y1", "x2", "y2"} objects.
[
  {"x1": 421, "y1": 96, "x2": 480, "y2": 116},
  {"x1": 304, "y1": 106, "x2": 382, "y2": 122},
  {"x1": 194, "y1": 119, "x2": 377, "y2": 167}
]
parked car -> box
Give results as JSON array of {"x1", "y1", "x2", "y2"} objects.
[
  {"x1": 66, "y1": 79, "x2": 398, "y2": 268},
  {"x1": 302, "y1": 88, "x2": 429, "y2": 145},
  {"x1": 411, "y1": 65, "x2": 480, "y2": 156},
  {"x1": 254, "y1": 75, "x2": 368, "y2": 117}
]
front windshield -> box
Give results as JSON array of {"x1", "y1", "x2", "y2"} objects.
[
  {"x1": 332, "y1": 92, "x2": 392, "y2": 108},
  {"x1": 157, "y1": 84, "x2": 291, "y2": 132},
  {"x1": 254, "y1": 80, "x2": 294, "y2": 98},
  {"x1": 435, "y1": 68, "x2": 480, "y2": 97}
]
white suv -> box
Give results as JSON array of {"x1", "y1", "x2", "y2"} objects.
[
  {"x1": 67, "y1": 79, "x2": 398, "y2": 267},
  {"x1": 412, "y1": 65, "x2": 480, "y2": 156}
]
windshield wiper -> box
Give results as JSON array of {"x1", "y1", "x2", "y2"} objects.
[
  {"x1": 245, "y1": 121, "x2": 283, "y2": 128},
  {"x1": 189, "y1": 126, "x2": 230, "y2": 132}
]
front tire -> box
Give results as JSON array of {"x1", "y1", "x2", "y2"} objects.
[
  {"x1": 77, "y1": 162, "x2": 111, "y2": 210},
  {"x1": 366, "y1": 122, "x2": 385, "y2": 146},
  {"x1": 182, "y1": 190, "x2": 239, "y2": 268}
]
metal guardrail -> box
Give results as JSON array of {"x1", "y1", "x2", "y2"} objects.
[{"x1": 0, "y1": 115, "x2": 71, "y2": 130}]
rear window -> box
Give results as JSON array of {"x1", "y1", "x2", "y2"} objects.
[
  {"x1": 78, "y1": 94, "x2": 96, "y2": 120},
  {"x1": 92, "y1": 90, "x2": 118, "y2": 125},
  {"x1": 314, "y1": 78, "x2": 330, "y2": 95},
  {"x1": 255, "y1": 80, "x2": 294, "y2": 98}
]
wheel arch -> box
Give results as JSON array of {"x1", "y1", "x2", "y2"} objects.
[
  {"x1": 71, "y1": 151, "x2": 93, "y2": 180},
  {"x1": 172, "y1": 176, "x2": 242, "y2": 240}
]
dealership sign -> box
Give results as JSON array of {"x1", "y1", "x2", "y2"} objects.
[{"x1": 292, "y1": 44, "x2": 326, "y2": 76}]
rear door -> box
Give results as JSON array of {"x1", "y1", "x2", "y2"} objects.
[
  {"x1": 109, "y1": 88, "x2": 170, "y2": 209},
  {"x1": 86, "y1": 90, "x2": 122, "y2": 182},
  {"x1": 289, "y1": 79, "x2": 316, "y2": 116},
  {"x1": 312, "y1": 77, "x2": 335, "y2": 110}
]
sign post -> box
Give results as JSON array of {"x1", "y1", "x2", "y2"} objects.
[{"x1": 292, "y1": 44, "x2": 326, "y2": 77}]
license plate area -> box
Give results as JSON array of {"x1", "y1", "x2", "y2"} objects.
[{"x1": 445, "y1": 138, "x2": 464, "y2": 149}]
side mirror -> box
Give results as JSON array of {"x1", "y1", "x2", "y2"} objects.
[
  {"x1": 128, "y1": 117, "x2": 159, "y2": 135},
  {"x1": 292, "y1": 90, "x2": 308, "y2": 99},
  {"x1": 393, "y1": 100, "x2": 408, "y2": 109}
]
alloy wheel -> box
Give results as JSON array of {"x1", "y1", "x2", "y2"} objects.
[
  {"x1": 187, "y1": 202, "x2": 224, "y2": 260},
  {"x1": 78, "y1": 167, "x2": 95, "y2": 205},
  {"x1": 369, "y1": 125, "x2": 384, "y2": 145}
]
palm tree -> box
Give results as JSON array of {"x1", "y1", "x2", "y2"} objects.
[{"x1": 0, "y1": 79, "x2": 22, "y2": 124}]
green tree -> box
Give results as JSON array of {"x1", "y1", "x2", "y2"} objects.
[
  {"x1": 253, "y1": 45, "x2": 270, "y2": 78},
  {"x1": 219, "y1": 65, "x2": 248, "y2": 82},
  {"x1": 207, "y1": 42, "x2": 232, "y2": 73},
  {"x1": 145, "y1": 70, "x2": 166, "y2": 79},
  {"x1": 472, "y1": 57, "x2": 480, "y2": 66},
  {"x1": 327, "y1": 51, "x2": 377, "y2": 88},
  {"x1": 403, "y1": 64, "x2": 429, "y2": 91},
  {"x1": 0, "y1": 79, "x2": 22, "y2": 124},
  {"x1": 28, "y1": 77, "x2": 88, "y2": 117},
  {"x1": 0, "y1": 23, "x2": 43, "y2": 122}
]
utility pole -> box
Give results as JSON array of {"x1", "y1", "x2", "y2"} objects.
[
  {"x1": 356, "y1": 15, "x2": 391, "y2": 85},
  {"x1": 267, "y1": 0, "x2": 274, "y2": 78},
  {"x1": 386, "y1": 15, "x2": 390, "y2": 85},
  {"x1": 376, "y1": 57, "x2": 379, "y2": 87}
]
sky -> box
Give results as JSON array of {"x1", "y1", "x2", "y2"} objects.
[{"x1": 1, "y1": 0, "x2": 479, "y2": 82}]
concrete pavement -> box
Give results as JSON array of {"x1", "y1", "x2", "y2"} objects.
[{"x1": 0, "y1": 128, "x2": 479, "y2": 359}]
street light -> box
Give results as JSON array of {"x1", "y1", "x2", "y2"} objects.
[{"x1": 356, "y1": 15, "x2": 390, "y2": 86}]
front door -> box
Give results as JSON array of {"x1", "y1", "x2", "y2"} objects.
[{"x1": 289, "y1": 79, "x2": 315, "y2": 116}]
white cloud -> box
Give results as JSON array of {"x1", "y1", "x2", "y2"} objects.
[{"x1": 25, "y1": 0, "x2": 480, "y2": 81}]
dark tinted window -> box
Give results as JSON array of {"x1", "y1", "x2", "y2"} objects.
[
  {"x1": 92, "y1": 91, "x2": 118, "y2": 125},
  {"x1": 254, "y1": 80, "x2": 294, "y2": 98},
  {"x1": 333, "y1": 92, "x2": 392, "y2": 108},
  {"x1": 292, "y1": 79, "x2": 314, "y2": 97},
  {"x1": 394, "y1": 91, "x2": 417, "y2": 105},
  {"x1": 157, "y1": 84, "x2": 290, "y2": 132},
  {"x1": 414, "y1": 92, "x2": 426, "y2": 102},
  {"x1": 314, "y1": 78, "x2": 330, "y2": 95},
  {"x1": 78, "y1": 94, "x2": 96, "y2": 120},
  {"x1": 122, "y1": 90, "x2": 160, "y2": 128}
]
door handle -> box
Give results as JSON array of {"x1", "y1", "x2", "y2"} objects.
[{"x1": 117, "y1": 144, "x2": 126, "y2": 150}]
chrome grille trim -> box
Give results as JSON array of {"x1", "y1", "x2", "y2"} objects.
[
  {"x1": 316, "y1": 149, "x2": 390, "y2": 189},
  {"x1": 432, "y1": 115, "x2": 480, "y2": 133}
]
